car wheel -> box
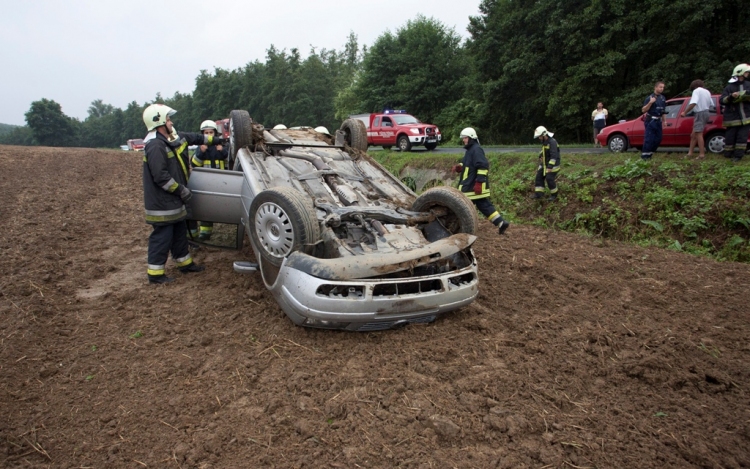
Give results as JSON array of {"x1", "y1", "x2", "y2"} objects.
[
  {"x1": 249, "y1": 188, "x2": 320, "y2": 267},
  {"x1": 706, "y1": 132, "x2": 725, "y2": 154},
  {"x1": 412, "y1": 186, "x2": 478, "y2": 236},
  {"x1": 339, "y1": 119, "x2": 368, "y2": 152},
  {"x1": 425, "y1": 142, "x2": 438, "y2": 150},
  {"x1": 229, "y1": 110, "x2": 253, "y2": 167},
  {"x1": 397, "y1": 135, "x2": 412, "y2": 152},
  {"x1": 382, "y1": 145, "x2": 392, "y2": 151},
  {"x1": 607, "y1": 134, "x2": 628, "y2": 153}
]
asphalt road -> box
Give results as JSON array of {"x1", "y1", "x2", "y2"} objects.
[{"x1": 369, "y1": 146, "x2": 701, "y2": 155}]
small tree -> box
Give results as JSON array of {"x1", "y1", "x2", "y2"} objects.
[{"x1": 25, "y1": 98, "x2": 80, "y2": 147}]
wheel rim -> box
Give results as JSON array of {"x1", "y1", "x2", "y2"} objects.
[
  {"x1": 609, "y1": 137, "x2": 625, "y2": 152},
  {"x1": 399, "y1": 138, "x2": 408, "y2": 150},
  {"x1": 708, "y1": 136, "x2": 724, "y2": 154},
  {"x1": 255, "y1": 202, "x2": 294, "y2": 259}
]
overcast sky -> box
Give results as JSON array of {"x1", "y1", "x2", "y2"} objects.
[{"x1": 0, "y1": 0, "x2": 482, "y2": 126}]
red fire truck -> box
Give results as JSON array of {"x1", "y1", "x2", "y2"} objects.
[
  {"x1": 349, "y1": 110, "x2": 441, "y2": 152},
  {"x1": 126, "y1": 138, "x2": 145, "y2": 151}
]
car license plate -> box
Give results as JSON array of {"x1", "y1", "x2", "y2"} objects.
[{"x1": 426, "y1": 138, "x2": 437, "y2": 142}]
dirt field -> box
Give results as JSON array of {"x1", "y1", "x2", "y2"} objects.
[{"x1": 1, "y1": 145, "x2": 749, "y2": 469}]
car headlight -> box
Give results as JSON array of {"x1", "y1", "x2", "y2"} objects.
[{"x1": 410, "y1": 128, "x2": 420, "y2": 134}]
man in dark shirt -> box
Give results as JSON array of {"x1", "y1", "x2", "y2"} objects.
[{"x1": 641, "y1": 81, "x2": 667, "y2": 160}]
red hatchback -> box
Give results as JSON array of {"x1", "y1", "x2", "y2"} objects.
[{"x1": 596, "y1": 95, "x2": 743, "y2": 154}]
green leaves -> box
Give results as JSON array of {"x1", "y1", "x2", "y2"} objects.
[{"x1": 25, "y1": 98, "x2": 80, "y2": 147}]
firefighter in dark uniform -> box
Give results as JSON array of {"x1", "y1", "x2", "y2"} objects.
[
  {"x1": 720, "y1": 63, "x2": 750, "y2": 162},
  {"x1": 191, "y1": 120, "x2": 229, "y2": 240},
  {"x1": 451, "y1": 127, "x2": 510, "y2": 235},
  {"x1": 532, "y1": 126, "x2": 561, "y2": 201},
  {"x1": 141, "y1": 104, "x2": 223, "y2": 284},
  {"x1": 641, "y1": 81, "x2": 667, "y2": 160}
]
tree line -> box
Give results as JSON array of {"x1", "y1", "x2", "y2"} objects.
[{"x1": 2, "y1": 0, "x2": 748, "y2": 148}]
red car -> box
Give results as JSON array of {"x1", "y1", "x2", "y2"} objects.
[{"x1": 596, "y1": 95, "x2": 746, "y2": 154}]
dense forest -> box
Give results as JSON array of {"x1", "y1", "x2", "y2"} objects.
[{"x1": 2, "y1": 0, "x2": 748, "y2": 147}]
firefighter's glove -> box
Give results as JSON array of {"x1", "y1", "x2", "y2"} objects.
[
  {"x1": 473, "y1": 182, "x2": 483, "y2": 195},
  {"x1": 451, "y1": 164, "x2": 463, "y2": 173},
  {"x1": 206, "y1": 136, "x2": 226, "y2": 146},
  {"x1": 178, "y1": 185, "x2": 193, "y2": 203}
]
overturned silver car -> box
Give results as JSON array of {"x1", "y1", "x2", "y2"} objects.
[{"x1": 187, "y1": 111, "x2": 480, "y2": 331}]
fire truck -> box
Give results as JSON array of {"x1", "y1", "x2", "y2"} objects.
[
  {"x1": 349, "y1": 110, "x2": 441, "y2": 152},
  {"x1": 126, "y1": 138, "x2": 145, "y2": 151}
]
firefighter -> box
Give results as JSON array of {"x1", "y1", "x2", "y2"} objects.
[
  {"x1": 720, "y1": 63, "x2": 750, "y2": 162},
  {"x1": 451, "y1": 127, "x2": 510, "y2": 235},
  {"x1": 640, "y1": 81, "x2": 667, "y2": 160},
  {"x1": 191, "y1": 120, "x2": 230, "y2": 240},
  {"x1": 141, "y1": 104, "x2": 224, "y2": 284},
  {"x1": 532, "y1": 126, "x2": 561, "y2": 201}
]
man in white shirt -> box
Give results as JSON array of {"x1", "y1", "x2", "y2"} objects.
[
  {"x1": 591, "y1": 102, "x2": 608, "y2": 147},
  {"x1": 681, "y1": 79, "x2": 713, "y2": 159}
]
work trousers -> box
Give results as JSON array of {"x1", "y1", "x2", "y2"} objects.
[
  {"x1": 534, "y1": 168, "x2": 558, "y2": 194},
  {"x1": 147, "y1": 222, "x2": 192, "y2": 278},
  {"x1": 724, "y1": 125, "x2": 750, "y2": 160},
  {"x1": 473, "y1": 197, "x2": 504, "y2": 226},
  {"x1": 642, "y1": 118, "x2": 663, "y2": 159}
]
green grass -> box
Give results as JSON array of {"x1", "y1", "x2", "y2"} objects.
[{"x1": 370, "y1": 150, "x2": 750, "y2": 262}]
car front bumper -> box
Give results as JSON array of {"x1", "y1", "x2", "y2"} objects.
[{"x1": 266, "y1": 257, "x2": 479, "y2": 331}]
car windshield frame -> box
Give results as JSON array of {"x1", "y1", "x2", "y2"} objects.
[{"x1": 393, "y1": 115, "x2": 420, "y2": 125}]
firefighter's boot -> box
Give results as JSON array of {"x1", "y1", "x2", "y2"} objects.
[
  {"x1": 148, "y1": 275, "x2": 175, "y2": 285},
  {"x1": 179, "y1": 263, "x2": 205, "y2": 274},
  {"x1": 498, "y1": 220, "x2": 510, "y2": 235}
]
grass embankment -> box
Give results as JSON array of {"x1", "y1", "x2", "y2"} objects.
[{"x1": 371, "y1": 150, "x2": 750, "y2": 262}]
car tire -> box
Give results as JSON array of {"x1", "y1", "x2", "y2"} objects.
[
  {"x1": 397, "y1": 135, "x2": 412, "y2": 152},
  {"x1": 339, "y1": 119, "x2": 368, "y2": 152},
  {"x1": 230, "y1": 110, "x2": 253, "y2": 168},
  {"x1": 425, "y1": 142, "x2": 438, "y2": 150},
  {"x1": 412, "y1": 186, "x2": 478, "y2": 235},
  {"x1": 607, "y1": 134, "x2": 629, "y2": 153},
  {"x1": 706, "y1": 132, "x2": 725, "y2": 154},
  {"x1": 249, "y1": 187, "x2": 320, "y2": 267}
]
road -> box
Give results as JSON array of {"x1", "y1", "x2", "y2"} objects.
[{"x1": 369, "y1": 146, "x2": 699, "y2": 155}]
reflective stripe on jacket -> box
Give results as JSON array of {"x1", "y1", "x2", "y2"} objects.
[
  {"x1": 192, "y1": 145, "x2": 229, "y2": 169},
  {"x1": 721, "y1": 80, "x2": 750, "y2": 127},
  {"x1": 540, "y1": 137, "x2": 561, "y2": 175},
  {"x1": 458, "y1": 140, "x2": 490, "y2": 200},
  {"x1": 142, "y1": 130, "x2": 213, "y2": 225}
]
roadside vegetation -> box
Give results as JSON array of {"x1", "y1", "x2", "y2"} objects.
[{"x1": 371, "y1": 150, "x2": 750, "y2": 262}]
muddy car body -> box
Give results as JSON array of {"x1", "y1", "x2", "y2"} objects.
[{"x1": 187, "y1": 111, "x2": 480, "y2": 331}]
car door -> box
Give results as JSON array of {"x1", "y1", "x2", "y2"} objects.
[
  {"x1": 661, "y1": 99, "x2": 686, "y2": 146},
  {"x1": 379, "y1": 117, "x2": 396, "y2": 145},
  {"x1": 671, "y1": 99, "x2": 695, "y2": 143}
]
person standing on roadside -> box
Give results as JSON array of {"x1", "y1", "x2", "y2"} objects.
[
  {"x1": 641, "y1": 81, "x2": 667, "y2": 160},
  {"x1": 680, "y1": 80, "x2": 712, "y2": 159},
  {"x1": 451, "y1": 127, "x2": 510, "y2": 235},
  {"x1": 720, "y1": 64, "x2": 750, "y2": 162},
  {"x1": 532, "y1": 126, "x2": 561, "y2": 201},
  {"x1": 591, "y1": 102, "x2": 608, "y2": 147},
  {"x1": 191, "y1": 120, "x2": 230, "y2": 240},
  {"x1": 141, "y1": 104, "x2": 224, "y2": 284}
]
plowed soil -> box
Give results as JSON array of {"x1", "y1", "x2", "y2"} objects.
[{"x1": 1, "y1": 146, "x2": 749, "y2": 469}]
